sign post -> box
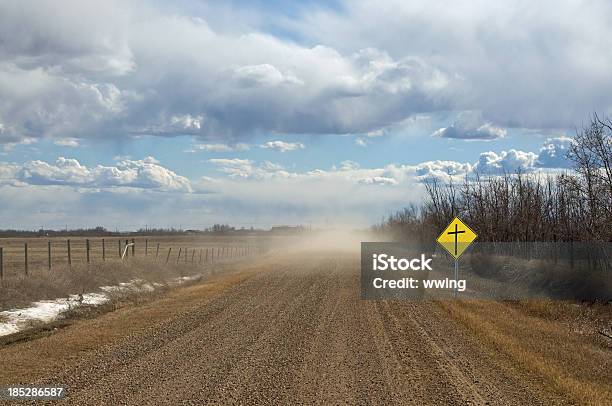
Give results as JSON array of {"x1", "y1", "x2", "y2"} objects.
[{"x1": 436, "y1": 217, "x2": 478, "y2": 298}]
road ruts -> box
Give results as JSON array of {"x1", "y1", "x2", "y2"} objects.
[{"x1": 3, "y1": 253, "x2": 569, "y2": 405}]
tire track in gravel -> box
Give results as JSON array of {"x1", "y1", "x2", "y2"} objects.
[{"x1": 50, "y1": 265, "x2": 313, "y2": 404}]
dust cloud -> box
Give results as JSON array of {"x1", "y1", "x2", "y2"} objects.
[{"x1": 270, "y1": 228, "x2": 384, "y2": 254}]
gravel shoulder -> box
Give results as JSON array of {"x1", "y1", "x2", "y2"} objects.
[{"x1": 0, "y1": 252, "x2": 608, "y2": 405}]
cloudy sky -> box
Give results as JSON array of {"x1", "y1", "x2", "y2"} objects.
[{"x1": 0, "y1": 0, "x2": 610, "y2": 229}]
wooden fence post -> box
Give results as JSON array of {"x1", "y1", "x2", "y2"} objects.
[
  {"x1": 131, "y1": 238, "x2": 135, "y2": 256},
  {"x1": 199, "y1": 249, "x2": 202, "y2": 264},
  {"x1": 185, "y1": 248, "x2": 188, "y2": 263},
  {"x1": 205, "y1": 248, "x2": 209, "y2": 263},
  {"x1": 67, "y1": 239, "x2": 72, "y2": 268},
  {"x1": 0, "y1": 247, "x2": 3, "y2": 279},
  {"x1": 166, "y1": 247, "x2": 172, "y2": 264},
  {"x1": 191, "y1": 249, "x2": 195, "y2": 264},
  {"x1": 102, "y1": 238, "x2": 106, "y2": 261},
  {"x1": 24, "y1": 243, "x2": 28, "y2": 276},
  {"x1": 86, "y1": 239, "x2": 90, "y2": 263},
  {"x1": 118, "y1": 239, "x2": 122, "y2": 258},
  {"x1": 48, "y1": 241, "x2": 52, "y2": 270},
  {"x1": 176, "y1": 248, "x2": 182, "y2": 264},
  {"x1": 125, "y1": 239, "x2": 129, "y2": 258},
  {"x1": 156, "y1": 243, "x2": 160, "y2": 259},
  {"x1": 145, "y1": 239, "x2": 148, "y2": 256}
]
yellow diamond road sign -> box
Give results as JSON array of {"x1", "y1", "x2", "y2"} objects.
[{"x1": 437, "y1": 217, "x2": 478, "y2": 260}]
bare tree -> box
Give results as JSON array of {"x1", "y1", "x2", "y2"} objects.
[{"x1": 378, "y1": 113, "x2": 612, "y2": 242}]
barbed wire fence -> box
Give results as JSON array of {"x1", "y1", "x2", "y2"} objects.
[{"x1": 0, "y1": 237, "x2": 266, "y2": 280}]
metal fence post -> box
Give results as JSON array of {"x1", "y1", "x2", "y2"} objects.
[
  {"x1": 166, "y1": 247, "x2": 172, "y2": 264},
  {"x1": 156, "y1": 243, "x2": 160, "y2": 259},
  {"x1": 102, "y1": 238, "x2": 106, "y2": 261},
  {"x1": 86, "y1": 239, "x2": 90, "y2": 263},
  {"x1": 0, "y1": 247, "x2": 3, "y2": 279},
  {"x1": 48, "y1": 241, "x2": 52, "y2": 270},
  {"x1": 24, "y1": 243, "x2": 28, "y2": 276},
  {"x1": 67, "y1": 239, "x2": 72, "y2": 268}
]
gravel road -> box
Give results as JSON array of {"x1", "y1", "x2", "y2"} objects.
[{"x1": 0, "y1": 252, "x2": 587, "y2": 405}]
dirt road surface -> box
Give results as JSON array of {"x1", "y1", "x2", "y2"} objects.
[{"x1": 0, "y1": 251, "x2": 610, "y2": 405}]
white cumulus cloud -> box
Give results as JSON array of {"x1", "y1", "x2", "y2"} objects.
[
  {"x1": 536, "y1": 136, "x2": 574, "y2": 168},
  {"x1": 261, "y1": 141, "x2": 305, "y2": 152},
  {"x1": 474, "y1": 150, "x2": 538, "y2": 175},
  {"x1": 15, "y1": 156, "x2": 191, "y2": 192},
  {"x1": 432, "y1": 111, "x2": 507, "y2": 140}
]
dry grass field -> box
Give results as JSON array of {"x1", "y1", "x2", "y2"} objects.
[
  {"x1": 0, "y1": 234, "x2": 278, "y2": 310},
  {"x1": 0, "y1": 234, "x2": 271, "y2": 277}
]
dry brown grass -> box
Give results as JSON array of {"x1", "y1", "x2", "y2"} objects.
[
  {"x1": 438, "y1": 299, "x2": 612, "y2": 405},
  {"x1": 0, "y1": 234, "x2": 271, "y2": 278},
  {"x1": 0, "y1": 234, "x2": 274, "y2": 310},
  {"x1": 0, "y1": 259, "x2": 199, "y2": 310}
]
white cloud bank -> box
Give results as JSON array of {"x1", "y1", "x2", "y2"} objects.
[
  {"x1": 12, "y1": 157, "x2": 191, "y2": 192},
  {"x1": 0, "y1": 137, "x2": 575, "y2": 229},
  {"x1": 2, "y1": 1, "x2": 608, "y2": 145}
]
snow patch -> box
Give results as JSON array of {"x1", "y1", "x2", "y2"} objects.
[{"x1": 0, "y1": 274, "x2": 203, "y2": 337}]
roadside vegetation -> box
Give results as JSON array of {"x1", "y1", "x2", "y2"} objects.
[
  {"x1": 376, "y1": 113, "x2": 612, "y2": 243},
  {"x1": 0, "y1": 258, "x2": 204, "y2": 311},
  {"x1": 376, "y1": 114, "x2": 612, "y2": 302}
]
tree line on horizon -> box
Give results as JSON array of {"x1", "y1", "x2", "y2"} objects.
[
  {"x1": 0, "y1": 224, "x2": 263, "y2": 238},
  {"x1": 376, "y1": 114, "x2": 612, "y2": 243}
]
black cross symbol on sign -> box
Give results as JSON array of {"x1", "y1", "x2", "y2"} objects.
[{"x1": 447, "y1": 223, "x2": 465, "y2": 256}]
